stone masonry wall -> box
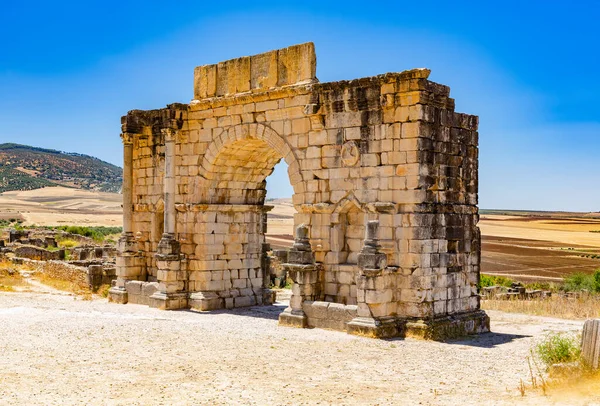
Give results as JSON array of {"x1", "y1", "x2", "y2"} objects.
[
  {"x1": 114, "y1": 43, "x2": 486, "y2": 337},
  {"x1": 178, "y1": 205, "x2": 269, "y2": 307}
]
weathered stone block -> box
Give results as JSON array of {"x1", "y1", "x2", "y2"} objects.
[{"x1": 189, "y1": 291, "x2": 222, "y2": 311}]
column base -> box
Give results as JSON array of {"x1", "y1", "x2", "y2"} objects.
[
  {"x1": 278, "y1": 308, "x2": 308, "y2": 328},
  {"x1": 107, "y1": 287, "x2": 128, "y2": 304},
  {"x1": 262, "y1": 288, "x2": 276, "y2": 306},
  {"x1": 148, "y1": 292, "x2": 188, "y2": 310},
  {"x1": 188, "y1": 291, "x2": 223, "y2": 311},
  {"x1": 404, "y1": 310, "x2": 490, "y2": 340},
  {"x1": 346, "y1": 316, "x2": 399, "y2": 338}
]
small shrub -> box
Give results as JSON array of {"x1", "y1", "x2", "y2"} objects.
[
  {"x1": 479, "y1": 274, "x2": 514, "y2": 288},
  {"x1": 562, "y1": 270, "x2": 600, "y2": 293},
  {"x1": 535, "y1": 332, "x2": 581, "y2": 368},
  {"x1": 594, "y1": 271, "x2": 600, "y2": 291},
  {"x1": 57, "y1": 238, "x2": 79, "y2": 248},
  {"x1": 53, "y1": 225, "x2": 122, "y2": 243}
]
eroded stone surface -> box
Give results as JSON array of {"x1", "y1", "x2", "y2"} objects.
[{"x1": 111, "y1": 42, "x2": 485, "y2": 339}]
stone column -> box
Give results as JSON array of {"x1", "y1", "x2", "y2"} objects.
[
  {"x1": 279, "y1": 224, "x2": 320, "y2": 328},
  {"x1": 347, "y1": 220, "x2": 398, "y2": 338},
  {"x1": 582, "y1": 319, "x2": 600, "y2": 369},
  {"x1": 122, "y1": 133, "x2": 134, "y2": 237},
  {"x1": 162, "y1": 128, "x2": 176, "y2": 239},
  {"x1": 149, "y1": 127, "x2": 187, "y2": 310},
  {"x1": 108, "y1": 133, "x2": 141, "y2": 304}
]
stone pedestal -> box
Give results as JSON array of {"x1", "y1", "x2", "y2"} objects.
[
  {"x1": 347, "y1": 267, "x2": 399, "y2": 338},
  {"x1": 347, "y1": 220, "x2": 399, "y2": 338},
  {"x1": 346, "y1": 316, "x2": 399, "y2": 338},
  {"x1": 108, "y1": 232, "x2": 141, "y2": 304},
  {"x1": 87, "y1": 264, "x2": 103, "y2": 290},
  {"x1": 108, "y1": 287, "x2": 129, "y2": 304},
  {"x1": 149, "y1": 233, "x2": 187, "y2": 310},
  {"x1": 279, "y1": 263, "x2": 320, "y2": 328},
  {"x1": 279, "y1": 224, "x2": 320, "y2": 329}
]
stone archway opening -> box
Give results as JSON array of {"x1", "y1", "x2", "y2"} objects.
[
  {"x1": 183, "y1": 127, "x2": 301, "y2": 311},
  {"x1": 203, "y1": 138, "x2": 284, "y2": 205}
]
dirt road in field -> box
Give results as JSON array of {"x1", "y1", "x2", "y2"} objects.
[{"x1": 0, "y1": 291, "x2": 595, "y2": 405}]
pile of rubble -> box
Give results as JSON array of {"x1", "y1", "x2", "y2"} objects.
[{"x1": 481, "y1": 282, "x2": 552, "y2": 300}]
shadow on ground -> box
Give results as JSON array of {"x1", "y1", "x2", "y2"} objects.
[
  {"x1": 176, "y1": 302, "x2": 288, "y2": 321},
  {"x1": 173, "y1": 300, "x2": 531, "y2": 346},
  {"x1": 382, "y1": 331, "x2": 531, "y2": 346},
  {"x1": 446, "y1": 331, "x2": 531, "y2": 348}
]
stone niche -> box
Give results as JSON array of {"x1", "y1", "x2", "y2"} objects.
[{"x1": 109, "y1": 42, "x2": 489, "y2": 340}]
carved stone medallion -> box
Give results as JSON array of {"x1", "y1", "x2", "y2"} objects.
[{"x1": 341, "y1": 141, "x2": 360, "y2": 166}]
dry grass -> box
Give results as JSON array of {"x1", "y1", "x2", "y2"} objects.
[
  {"x1": 516, "y1": 333, "x2": 600, "y2": 400},
  {"x1": 482, "y1": 295, "x2": 600, "y2": 320},
  {"x1": 97, "y1": 284, "x2": 111, "y2": 298},
  {"x1": 547, "y1": 369, "x2": 600, "y2": 396},
  {"x1": 520, "y1": 360, "x2": 600, "y2": 400},
  {"x1": 0, "y1": 258, "x2": 31, "y2": 291},
  {"x1": 0, "y1": 257, "x2": 96, "y2": 297}
]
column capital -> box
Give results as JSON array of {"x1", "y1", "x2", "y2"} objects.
[
  {"x1": 120, "y1": 133, "x2": 135, "y2": 145},
  {"x1": 161, "y1": 127, "x2": 178, "y2": 142}
]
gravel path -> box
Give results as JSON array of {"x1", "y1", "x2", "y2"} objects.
[{"x1": 0, "y1": 291, "x2": 591, "y2": 405}]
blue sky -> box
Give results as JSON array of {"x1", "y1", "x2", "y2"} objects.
[{"x1": 1, "y1": 1, "x2": 598, "y2": 211}]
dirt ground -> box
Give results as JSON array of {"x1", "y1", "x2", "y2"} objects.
[
  {"x1": 0, "y1": 290, "x2": 595, "y2": 406},
  {"x1": 481, "y1": 235, "x2": 600, "y2": 281},
  {"x1": 0, "y1": 187, "x2": 121, "y2": 226},
  {"x1": 479, "y1": 215, "x2": 600, "y2": 248},
  {"x1": 479, "y1": 215, "x2": 600, "y2": 281}
]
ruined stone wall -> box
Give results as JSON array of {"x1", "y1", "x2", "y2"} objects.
[
  {"x1": 118, "y1": 43, "x2": 484, "y2": 333},
  {"x1": 128, "y1": 111, "x2": 169, "y2": 279},
  {"x1": 13, "y1": 245, "x2": 65, "y2": 261}
]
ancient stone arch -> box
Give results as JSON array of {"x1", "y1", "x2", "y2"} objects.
[
  {"x1": 198, "y1": 123, "x2": 304, "y2": 201},
  {"x1": 109, "y1": 43, "x2": 489, "y2": 339}
]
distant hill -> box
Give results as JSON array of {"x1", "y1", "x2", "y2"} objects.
[{"x1": 0, "y1": 143, "x2": 122, "y2": 193}]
